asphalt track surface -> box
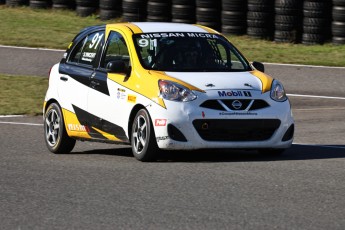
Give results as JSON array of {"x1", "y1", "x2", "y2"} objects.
[{"x1": 1, "y1": 46, "x2": 345, "y2": 229}]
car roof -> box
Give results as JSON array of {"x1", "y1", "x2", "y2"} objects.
[{"x1": 130, "y1": 22, "x2": 209, "y2": 33}]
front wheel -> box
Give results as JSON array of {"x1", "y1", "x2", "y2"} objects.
[
  {"x1": 44, "y1": 103, "x2": 76, "y2": 153},
  {"x1": 131, "y1": 109, "x2": 159, "y2": 162}
]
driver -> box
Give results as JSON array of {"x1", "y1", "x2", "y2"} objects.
[{"x1": 175, "y1": 40, "x2": 202, "y2": 69}]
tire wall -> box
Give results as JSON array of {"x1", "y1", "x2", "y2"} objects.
[{"x1": 2, "y1": 0, "x2": 342, "y2": 44}]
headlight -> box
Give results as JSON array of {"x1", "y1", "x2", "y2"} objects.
[
  {"x1": 158, "y1": 80, "x2": 197, "y2": 102},
  {"x1": 270, "y1": 80, "x2": 287, "y2": 102}
]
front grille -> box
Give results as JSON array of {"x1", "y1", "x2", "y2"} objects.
[
  {"x1": 200, "y1": 99, "x2": 269, "y2": 111},
  {"x1": 193, "y1": 119, "x2": 281, "y2": 141}
]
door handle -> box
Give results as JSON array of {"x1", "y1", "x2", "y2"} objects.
[{"x1": 60, "y1": 76, "x2": 68, "y2": 81}]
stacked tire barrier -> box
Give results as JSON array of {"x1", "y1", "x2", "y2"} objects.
[
  {"x1": 221, "y1": 0, "x2": 247, "y2": 35},
  {"x1": 302, "y1": 0, "x2": 331, "y2": 44},
  {"x1": 247, "y1": 0, "x2": 275, "y2": 39},
  {"x1": 332, "y1": 0, "x2": 345, "y2": 44},
  {"x1": 147, "y1": 0, "x2": 171, "y2": 22},
  {"x1": 274, "y1": 0, "x2": 301, "y2": 43},
  {"x1": 3, "y1": 0, "x2": 345, "y2": 45},
  {"x1": 52, "y1": 0, "x2": 73, "y2": 9},
  {"x1": 30, "y1": 0, "x2": 50, "y2": 8},
  {"x1": 76, "y1": 0, "x2": 98, "y2": 17},
  {"x1": 6, "y1": 0, "x2": 28, "y2": 6},
  {"x1": 172, "y1": 0, "x2": 195, "y2": 24},
  {"x1": 99, "y1": 0, "x2": 122, "y2": 20},
  {"x1": 196, "y1": 0, "x2": 221, "y2": 31},
  {"x1": 122, "y1": 0, "x2": 147, "y2": 22}
]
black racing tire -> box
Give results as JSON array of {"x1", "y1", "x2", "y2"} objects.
[
  {"x1": 147, "y1": 15, "x2": 171, "y2": 22},
  {"x1": 172, "y1": 0, "x2": 193, "y2": 5},
  {"x1": 247, "y1": 11, "x2": 273, "y2": 20},
  {"x1": 99, "y1": 0, "x2": 121, "y2": 10},
  {"x1": 303, "y1": 1, "x2": 326, "y2": 11},
  {"x1": 275, "y1": 0, "x2": 299, "y2": 8},
  {"x1": 333, "y1": 0, "x2": 345, "y2": 7},
  {"x1": 122, "y1": 12, "x2": 146, "y2": 21},
  {"x1": 76, "y1": 0, "x2": 97, "y2": 7},
  {"x1": 247, "y1": 19, "x2": 266, "y2": 28},
  {"x1": 275, "y1": 7, "x2": 298, "y2": 16},
  {"x1": 332, "y1": 36, "x2": 345, "y2": 45},
  {"x1": 303, "y1": 9, "x2": 325, "y2": 18},
  {"x1": 76, "y1": 6, "x2": 97, "y2": 17},
  {"x1": 196, "y1": 0, "x2": 221, "y2": 9},
  {"x1": 274, "y1": 30, "x2": 297, "y2": 42},
  {"x1": 332, "y1": 6, "x2": 345, "y2": 21},
  {"x1": 248, "y1": 0, "x2": 273, "y2": 4},
  {"x1": 302, "y1": 33, "x2": 324, "y2": 45},
  {"x1": 131, "y1": 109, "x2": 159, "y2": 162},
  {"x1": 275, "y1": 23, "x2": 295, "y2": 31},
  {"x1": 100, "y1": 9, "x2": 121, "y2": 20},
  {"x1": 44, "y1": 103, "x2": 76, "y2": 154},
  {"x1": 6, "y1": 0, "x2": 28, "y2": 6},
  {"x1": 30, "y1": 0, "x2": 50, "y2": 8},
  {"x1": 275, "y1": 15, "x2": 297, "y2": 24},
  {"x1": 248, "y1": 4, "x2": 273, "y2": 12},
  {"x1": 222, "y1": 25, "x2": 246, "y2": 35},
  {"x1": 332, "y1": 21, "x2": 345, "y2": 37},
  {"x1": 122, "y1": 0, "x2": 147, "y2": 14}
]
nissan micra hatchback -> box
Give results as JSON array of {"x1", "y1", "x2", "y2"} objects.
[{"x1": 43, "y1": 22, "x2": 294, "y2": 161}]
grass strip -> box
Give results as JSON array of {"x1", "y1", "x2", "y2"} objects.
[
  {"x1": 0, "y1": 75, "x2": 48, "y2": 115},
  {"x1": 1, "y1": 5, "x2": 345, "y2": 66}
]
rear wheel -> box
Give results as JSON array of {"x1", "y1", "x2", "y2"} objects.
[
  {"x1": 44, "y1": 103, "x2": 76, "y2": 153},
  {"x1": 131, "y1": 109, "x2": 159, "y2": 162}
]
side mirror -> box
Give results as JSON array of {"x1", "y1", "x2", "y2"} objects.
[
  {"x1": 106, "y1": 60, "x2": 128, "y2": 74},
  {"x1": 252, "y1": 61, "x2": 265, "y2": 73}
]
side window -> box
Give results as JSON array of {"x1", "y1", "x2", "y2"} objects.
[
  {"x1": 101, "y1": 32, "x2": 130, "y2": 68},
  {"x1": 68, "y1": 31, "x2": 104, "y2": 66}
]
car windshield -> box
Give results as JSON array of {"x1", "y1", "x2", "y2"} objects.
[{"x1": 133, "y1": 32, "x2": 251, "y2": 72}]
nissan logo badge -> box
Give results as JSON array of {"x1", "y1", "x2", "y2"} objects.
[{"x1": 232, "y1": 100, "x2": 242, "y2": 110}]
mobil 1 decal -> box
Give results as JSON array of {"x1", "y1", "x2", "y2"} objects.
[{"x1": 218, "y1": 90, "x2": 252, "y2": 97}]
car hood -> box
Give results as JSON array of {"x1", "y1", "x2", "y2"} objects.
[{"x1": 164, "y1": 71, "x2": 266, "y2": 91}]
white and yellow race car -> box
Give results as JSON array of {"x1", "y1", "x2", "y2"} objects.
[{"x1": 43, "y1": 22, "x2": 294, "y2": 161}]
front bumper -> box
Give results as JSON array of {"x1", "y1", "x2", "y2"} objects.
[{"x1": 148, "y1": 90, "x2": 294, "y2": 150}]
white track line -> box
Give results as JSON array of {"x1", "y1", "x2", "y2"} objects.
[
  {"x1": 0, "y1": 44, "x2": 64, "y2": 52},
  {"x1": 264, "y1": 62, "x2": 345, "y2": 69},
  {"x1": 288, "y1": 94, "x2": 345, "y2": 100},
  {"x1": 0, "y1": 121, "x2": 42, "y2": 126},
  {"x1": 0, "y1": 115, "x2": 26, "y2": 118}
]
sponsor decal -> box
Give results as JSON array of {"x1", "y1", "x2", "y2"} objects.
[
  {"x1": 117, "y1": 88, "x2": 126, "y2": 100},
  {"x1": 67, "y1": 124, "x2": 87, "y2": 132},
  {"x1": 218, "y1": 90, "x2": 252, "y2": 97},
  {"x1": 81, "y1": 52, "x2": 96, "y2": 62},
  {"x1": 127, "y1": 95, "x2": 136, "y2": 103},
  {"x1": 155, "y1": 119, "x2": 167, "y2": 126},
  {"x1": 156, "y1": 136, "x2": 169, "y2": 142},
  {"x1": 219, "y1": 112, "x2": 257, "y2": 116},
  {"x1": 139, "y1": 32, "x2": 219, "y2": 39}
]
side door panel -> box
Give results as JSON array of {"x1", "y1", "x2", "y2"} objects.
[
  {"x1": 86, "y1": 30, "x2": 132, "y2": 142},
  {"x1": 58, "y1": 29, "x2": 104, "y2": 137}
]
